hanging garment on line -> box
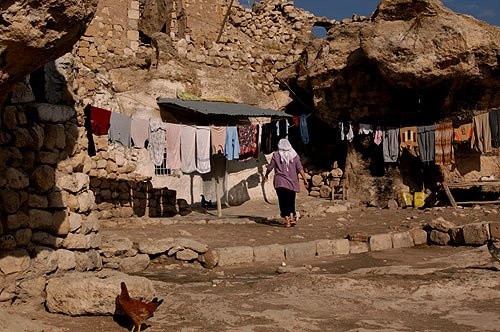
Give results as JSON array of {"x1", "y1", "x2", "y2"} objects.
[
  {"x1": 453, "y1": 123, "x2": 473, "y2": 142},
  {"x1": 238, "y1": 124, "x2": 259, "y2": 160},
  {"x1": 339, "y1": 121, "x2": 354, "y2": 142},
  {"x1": 130, "y1": 118, "x2": 149, "y2": 148},
  {"x1": 417, "y1": 125, "x2": 436, "y2": 164},
  {"x1": 276, "y1": 119, "x2": 289, "y2": 139},
  {"x1": 90, "y1": 106, "x2": 112, "y2": 136},
  {"x1": 471, "y1": 112, "x2": 492, "y2": 154},
  {"x1": 299, "y1": 114, "x2": 310, "y2": 145},
  {"x1": 399, "y1": 126, "x2": 419, "y2": 157},
  {"x1": 148, "y1": 121, "x2": 167, "y2": 166},
  {"x1": 210, "y1": 126, "x2": 226, "y2": 155},
  {"x1": 165, "y1": 123, "x2": 181, "y2": 169},
  {"x1": 383, "y1": 127, "x2": 399, "y2": 162},
  {"x1": 358, "y1": 123, "x2": 373, "y2": 135},
  {"x1": 260, "y1": 122, "x2": 275, "y2": 154},
  {"x1": 109, "y1": 112, "x2": 131, "y2": 147},
  {"x1": 374, "y1": 126, "x2": 383, "y2": 145},
  {"x1": 196, "y1": 126, "x2": 211, "y2": 174},
  {"x1": 224, "y1": 126, "x2": 240, "y2": 160},
  {"x1": 435, "y1": 122, "x2": 454, "y2": 166},
  {"x1": 490, "y1": 109, "x2": 500, "y2": 148},
  {"x1": 180, "y1": 125, "x2": 197, "y2": 173}
]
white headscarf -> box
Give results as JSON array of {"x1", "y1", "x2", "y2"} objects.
[{"x1": 277, "y1": 138, "x2": 297, "y2": 170}]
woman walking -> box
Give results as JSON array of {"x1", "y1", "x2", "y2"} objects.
[{"x1": 264, "y1": 138, "x2": 308, "y2": 227}]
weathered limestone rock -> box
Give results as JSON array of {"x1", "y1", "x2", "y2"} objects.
[
  {"x1": 410, "y1": 227, "x2": 428, "y2": 245},
  {"x1": 176, "y1": 248, "x2": 198, "y2": 261},
  {"x1": 0, "y1": 1, "x2": 98, "y2": 102},
  {"x1": 316, "y1": 240, "x2": 334, "y2": 257},
  {"x1": 284, "y1": 242, "x2": 317, "y2": 260},
  {"x1": 45, "y1": 270, "x2": 155, "y2": 315},
  {"x1": 101, "y1": 235, "x2": 134, "y2": 257},
  {"x1": 429, "y1": 230, "x2": 451, "y2": 246},
  {"x1": 0, "y1": 249, "x2": 30, "y2": 275},
  {"x1": 427, "y1": 217, "x2": 456, "y2": 233},
  {"x1": 332, "y1": 239, "x2": 350, "y2": 255},
  {"x1": 253, "y1": 244, "x2": 285, "y2": 262},
  {"x1": 215, "y1": 246, "x2": 254, "y2": 267},
  {"x1": 176, "y1": 237, "x2": 209, "y2": 253},
  {"x1": 349, "y1": 241, "x2": 370, "y2": 254},
  {"x1": 119, "y1": 254, "x2": 149, "y2": 273},
  {"x1": 199, "y1": 249, "x2": 219, "y2": 269},
  {"x1": 462, "y1": 223, "x2": 490, "y2": 245},
  {"x1": 56, "y1": 249, "x2": 77, "y2": 271},
  {"x1": 391, "y1": 231, "x2": 414, "y2": 248},
  {"x1": 369, "y1": 233, "x2": 393, "y2": 251},
  {"x1": 138, "y1": 238, "x2": 175, "y2": 255}
]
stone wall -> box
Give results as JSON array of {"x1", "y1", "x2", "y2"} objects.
[{"x1": 0, "y1": 99, "x2": 102, "y2": 303}]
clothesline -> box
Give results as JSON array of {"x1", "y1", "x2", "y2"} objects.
[{"x1": 88, "y1": 105, "x2": 311, "y2": 175}]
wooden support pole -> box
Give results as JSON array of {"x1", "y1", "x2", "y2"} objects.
[
  {"x1": 216, "y1": 0, "x2": 235, "y2": 43},
  {"x1": 441, "y1": 182, "x2": 458, "y2": 208},
  {"x1": 215, "y1": 176, "x2": 222, "y2": 217}
]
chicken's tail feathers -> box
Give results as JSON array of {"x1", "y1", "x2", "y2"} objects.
[{"x1": 120, "y1": 282, "x2": 130, "y2": 298}]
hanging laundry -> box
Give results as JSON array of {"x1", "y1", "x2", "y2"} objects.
[
  {"x1": 383, "y1": 127, "x2": 399, "y2": 162},
  {"x1": 417, "y1": 125, "x2": 436, "y2": 164},
  {"x1": 210, "y1": 126, "x2": 226, "y2": 155},
  {"x1": 130, "y1": 118, "x2": 149, "y2": 148},
  {"x1": 238, "y1": 124, "x2": 259, "y2": 160},
  {"x1": 358, "y1": 123, "x2": 373, "y2": 135},
  {"x1": 299, "y1": 114, "x2": 310, "y2": 145},
  {"x1": 399, "y1": 126, "x2": 419, "y2": 157},
  {"x1": 453, "y1": 123, "x2": 473, "y2": 142},
  {"x1": 346, "y1": 123, "x2": 354, "y2": 142},
  {"x1": 489, "y1": 109, "x2": 500, "y2": 148},
  {"x1": 148, "y1": 121, "x2": 167, "y2": 166},
  {"x1": 165, "y1": 123, "x2": 181, "y2": 169},
  {"x1": 435, "y1": 122, "x2": 454, "y2": 166},
  {"x1": 339, "y1": 121, "x2": 354, "y2": 142},
  {"x1": 180, "y1": 125, "x2": 197, "y2": 173},
  {"x1": 471, "y1": 112, "x2": 492, "y2": 154},
  {"x1": 374, "y1": 126, "x2": 383, "y2": 145},
  {"x1": 224, "y1": 126, "x2": 240, "y2": 160},
  {"x1": 276, "y1": 119, "x2": 289, "y2": 139},
  {"x1": 292, "y1": 116, "x2": 300, "y2": 127},
  {"x1": 260, "y1": 122, "x2": 275, "y2": 154},
  {"x1": 90, "y1": 106, "x2": 112, "y2": 135},
  {"x1": 109, "y1": 112, "x2": 131, "y2": 147},
  {"x1": 196, "y1": 126, "x2": 211, "y2": 174}
]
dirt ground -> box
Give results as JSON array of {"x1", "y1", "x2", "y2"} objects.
[
  {"x1": 2, "y1": 195, "x2": 500, "y2": 332},
  {"x1": 100, "y1": 191, "x2": 499, "y2": 249},
  {"x1": 4, "y1": 245, "x2": 500, "y2": 331}
]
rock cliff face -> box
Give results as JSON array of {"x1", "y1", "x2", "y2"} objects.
[
  {"x1": 0, "y1": 0, "x2": 98, "y2": 102},
  {"x1": 296, "y1": 0, "x2": 500, "y2": 126}
]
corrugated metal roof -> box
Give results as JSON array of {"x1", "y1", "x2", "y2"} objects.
[{"x1": 157, "y1": 98, "x2": 291, "y2": 118}]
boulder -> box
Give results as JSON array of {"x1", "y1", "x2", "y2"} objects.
[{"x1": 45, "y1": 270, "x2": 155, "y2": 316}]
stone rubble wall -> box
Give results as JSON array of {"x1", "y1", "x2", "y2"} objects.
[
  {"x1": 0, "y1": 100, "x2": 102, "y2": 303},
  {"x1": 97, "y1": 207, "x2": 499, "y2": 271}
]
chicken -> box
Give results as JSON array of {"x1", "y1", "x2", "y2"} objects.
[
  {"x1": 200, "y1": 194, "x2": 216, "y2": 209},
  {"x1": 487, "y1": 239, "x2": 500, "y2": 263},
  {"x1": 118, "y1": 282, "x2": 163, "y2": 332}
]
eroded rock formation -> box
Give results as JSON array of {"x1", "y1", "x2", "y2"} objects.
[
  {"x1": 295, "y1": 0, "x2": 500, "y2": 125},
  {"x1": 0, "y1": 0, "x2": 98, "y2": 102}
]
